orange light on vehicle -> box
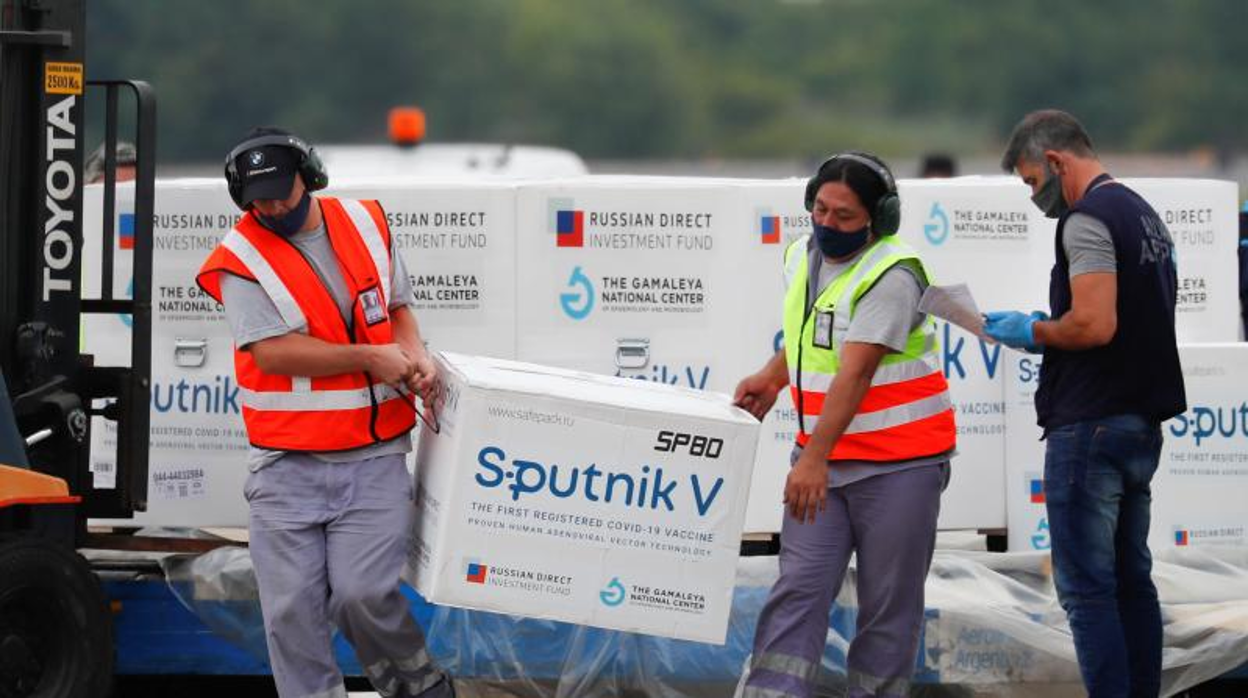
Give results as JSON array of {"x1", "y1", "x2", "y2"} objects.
[{"x1": 389, "y1": 107, "x2": 426, "y2": 146}]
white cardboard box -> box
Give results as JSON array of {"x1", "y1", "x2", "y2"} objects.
[
  {"x1": 404, "y1": 351, "x2": 760, "y2": 644},
  {"x1": 511, "y1": 176, "x2": 795, "y2": 535},
  {"x1": 84, "y1": 178, "x2": 518, "y2": 528},
  {"x1": 81, "y1": 175, "x2": 1240, "y2": 538},
  {"x1": 1005, "y1": 343, "x2": 1248, "y2": 552}
]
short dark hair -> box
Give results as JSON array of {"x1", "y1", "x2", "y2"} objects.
[
  {"x1": 919, "y1": 153, "x2": 957, "y2": 178},
  {"x1": 1000, "y1": 109, "x2": 1095, "y2": 172}
]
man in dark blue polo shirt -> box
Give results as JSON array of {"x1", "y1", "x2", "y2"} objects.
[{"x1": 985, "y1": 109, "x2": 1187, "y2": 698}]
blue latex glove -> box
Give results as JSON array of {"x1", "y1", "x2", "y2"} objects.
[{"x1": 983, "y1": 310, "x2": 1047, "y2": 353}]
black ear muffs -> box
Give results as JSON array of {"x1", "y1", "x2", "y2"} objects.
[
  {"x1": 804, "y1": 152, "x2": 901, "y2": 236},
  {"x1": 224, "y1": 134, "x2": 329, "y2": 208}
]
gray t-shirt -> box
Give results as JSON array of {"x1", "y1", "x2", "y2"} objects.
[
  {"x1": 220, "y1": 216, "x2": 417, "y2": 471},
  {"x1": 792, "y1": 243, "x2": 954, "y2": 487},
  {"x1": 1063, "y1": 212, "x2": 1118, "y2": 277}
]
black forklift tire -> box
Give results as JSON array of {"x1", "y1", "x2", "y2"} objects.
[{"x1": 0, "y1": 536, "x2": 113, "y2": 698}]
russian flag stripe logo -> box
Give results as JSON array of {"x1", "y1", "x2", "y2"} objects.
[
  {"x1": 465, "y1": 562, "x2": 488, "y2": 583},
  {"x1": 760, "y1": 215, "x2": 780, "y2": 244},
  {"x1": 119, "y1": 213, "x2": 135, "y2": 250},
  {"x1": 556, "y1": 209, "x2": 584, "y2": 248},
  {"x1": 1174, "y1": 530, "x2": 1189, "y2": 546},
  {"x1": 1029, "y1": 478, "x2": 1045, "y2": 504}
]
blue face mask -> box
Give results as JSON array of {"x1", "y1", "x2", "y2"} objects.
[
  {"x1": 256, "y1": 190, "x2": 312, "y2": 237},
  {"x1": 813, "y1": 221, "x2": 871, "y2": 259}
]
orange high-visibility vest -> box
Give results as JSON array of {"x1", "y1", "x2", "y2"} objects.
[
  {"x1": 782, "y1": 235, "x2": 956, "y2": 462},
  {"x1": 197, "y1": 197, "x2": 415, "y2": 452}
]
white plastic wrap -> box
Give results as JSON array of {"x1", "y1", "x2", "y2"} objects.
[{"x1": 162, "y1": 546, "x2": 1248, "y2": 695}]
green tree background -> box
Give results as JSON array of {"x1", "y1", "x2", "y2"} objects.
[{"x1": 86, "y1": 0, "x2": 1248, "y2": 163}]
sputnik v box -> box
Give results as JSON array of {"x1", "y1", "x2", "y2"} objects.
[{"x1": 404, "y1": 351, "x2": 760, "y2": 644}]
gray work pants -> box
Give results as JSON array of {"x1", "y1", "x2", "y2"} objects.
[
  {"x1": 740, "y1": 464, "x2": 944, "y2": 698},
  {"x1": 246, "y1": 452, "x2": 451, "y2": 698}
]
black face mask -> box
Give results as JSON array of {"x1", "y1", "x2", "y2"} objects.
[
  {"x1": 256, "y1": 190, "x2": 313, "y2": 236},
  {"x1": 1031, "y1": 166, "x2": 1069, "y2": 219},
  {"x1": 813, "y1": 221, "x2": 871, "y2": 259}
]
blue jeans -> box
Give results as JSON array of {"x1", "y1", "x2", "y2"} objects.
[{"x1": 1045, "y1": 414, "x2": 1164, "y2": 698}]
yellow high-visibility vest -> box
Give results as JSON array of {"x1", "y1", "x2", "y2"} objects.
[{"x1": 782, "y1": 235, "x2": 956, "y2": 461}]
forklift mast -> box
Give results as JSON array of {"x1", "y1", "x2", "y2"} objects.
[{"x1": 1, "y1": 0, "x2": 154, "y2": 536}]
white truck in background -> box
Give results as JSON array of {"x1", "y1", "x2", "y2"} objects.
[{"x1": 317, "y1": 106, "x2": 588, "y2": 179}]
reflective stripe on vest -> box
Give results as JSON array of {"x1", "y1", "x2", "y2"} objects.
[
  {"x1": 787, "y1": 351, "x2": 939, "y2": 393},
  {"x1": 239, "y1": 383, "x2": 402, "y2": 411},
  {"x1": 196, "y1": 197, "x2": 415, "y2": 452},
  {"x1": 341, "y1": 198, "x2": 392, "y2": 306},
  {"x1": 220, "y1": 229, "x2": 307, "y2": 331},
  {"x1": 782, "y1": 235, "x2": 956, "y2": 462}
]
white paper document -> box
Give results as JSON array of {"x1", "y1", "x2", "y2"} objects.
[{"x1": 919, "y1": 283, "x2": 987, "y2": 339}]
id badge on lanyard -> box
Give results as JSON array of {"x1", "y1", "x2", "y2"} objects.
[
  {"x1": 813, "y1": 309, "x2": 834, "y2": 349},
  {"x1": 359, "y1": 286, "x2": 387, "y2": 326}
]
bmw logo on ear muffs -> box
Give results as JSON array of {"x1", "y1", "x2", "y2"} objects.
[
  {"x1": 224, "y1": 133, "x2": 329, "y2": 208},
  {"x1": 803, "y1": 151, "x2": 901, "y2": 236}
]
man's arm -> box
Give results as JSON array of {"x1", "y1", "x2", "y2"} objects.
[
  {"x1": 390, "y1": 305, "x2": 425, "y2": 362},
  {"x1": 248, "y1": 333, "x2": 412, "y2": 387},
  {"x1": 1033, "y1": 272, "x2": 1117, "y2": 350},
  {"x1": 797, "y1": 342, "x2": 888, "y2": 460},
  {"x1": 1037, "y1": 212, "x2": 1118, "y2": 349},
  {"x1": 220, "y1": 273, "x2": 407, "y2": 384},
  {"x1": 733, "y1": 349, "x2": 789, "y2": 421},
  {"x1": 391, "y1": 305, "x2": 439, "y2": 400},
  {"x1": 986, "y1": 213, "x2": 1119, "y2": 352},
  {"x1": 786, "y1": 342, "x2": 888, "y2": 522},
  {"x1": 385, "y1": 244, "x2": 437, "y2": 398}
]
